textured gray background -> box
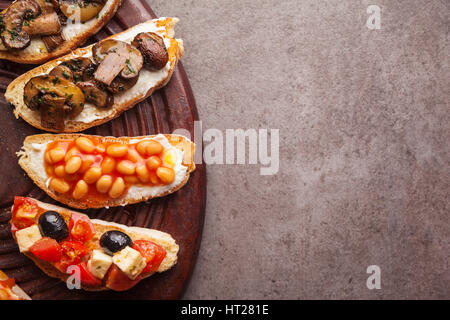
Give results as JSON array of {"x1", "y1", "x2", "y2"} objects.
[{"x1": 148, "y1": 0, "x2": 449, "y2": 299}]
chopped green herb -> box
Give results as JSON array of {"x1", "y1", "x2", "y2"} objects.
[{"x1": 125, "y1": 59, "x2": 135, "y2": 74}]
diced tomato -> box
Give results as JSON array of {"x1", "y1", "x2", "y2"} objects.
[
  {"x1": 105, "y1": 265, "x2": 141, "y2": 291},
  {"x1": 30, "y1": 238, "x2": 62, "y2": 262},
  {"x1": 10, "y1": 197, "x2": 39, "y2": 231},
  {"x1": 0, "y1": 278, "x2": 15, "y2": 288},
  {"x1": 73, "y1": 262, "x2": 102, "y2": 286},
  {"x1": 132, "y1": 240, "x2": 167, "y2": 273},
  {"x1": 54, "y1": 240, "x2": 89, "y2": 272},
  {"x1": 69, "y1": 212, "x2": 96, "y2": 243}
]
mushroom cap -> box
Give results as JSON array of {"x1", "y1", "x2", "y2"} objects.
[
  {"x1": 23, "y1": 75, "x2": 85, "y2": 118},
  {"x1": 92, "y1": 39, "x2": 143, "y2": 85},
  {"x1": 132, "y1": 32, "x2": 169, "y2": 71},
  {"x1": 0, "y1": 0, "x2": 42, "y2": 50}
]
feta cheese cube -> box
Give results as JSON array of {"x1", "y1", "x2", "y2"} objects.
[
  {"x1": 87, "y1": 249, "x2": 113, "y2": 279},
  {"x1": 15, "y1": 225, "x2": 42, "y2": 253},
  {"x1": 112, "y1": 246, "x2": 146, "y2": 280}
]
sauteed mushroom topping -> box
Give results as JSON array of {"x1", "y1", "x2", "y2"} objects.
[
  {"x1": 0, "y1": 0, "x2": 42, "y2": 50},
  {"x1": 77, "y1": 81, "x2": 114, "y2": 108},
  {"x1": 61, "y1": 57, "x2": 93, "y2": 82},
  {"x1": 132, "y1": 32, "x2": 168, "y2": 71},
  {"x1": 22, "y1": 11, "x2": 61, "y2": 36},
  {"x1": 59, "y1": 0, "x2": 106, "y2": 23},
  {"x1": 24, "y1": 75, "x2": 85, "y2": 129},
  {"x1": 92, "y1": 39, "x2": 143, "y2": 85},
  {"x1": 42, "y1": 32, "x2": 65, "y2": 52},
  {"x1": 107, "y1": 76, "x2": 138, "y2": 94}
]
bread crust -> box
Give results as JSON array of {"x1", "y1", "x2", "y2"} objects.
[
  {"x1": 18, "y1": 133, "x2": 196, "y2": 209},
  {"x1": 11, "y1": 199, "x2": 179, "y2": 291},
  {"x1": 0, "y1": 0, "x2": 123, "y2": 64},
  {"x1": 5, "y1": 17, "x2": 183, "y2": 133}
]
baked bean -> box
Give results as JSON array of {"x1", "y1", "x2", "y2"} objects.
[
  {"x1": 65, "y1": 147, "x2": 80, "y2": 162},
  {"x1": 75, "y1": 137, "x2": 95, "y2": 153},
  {"x1": 117, "y1": 160, "x2": 135, "y2": 175},
  {"x1": 65, "y1": 156, "x2": 82, "y2": 174},
  {"x1": 96, "y1": 144, "x2": 106, "y2": 153},
  {"x1": 146, "y1": 156, "x2": 162, "y2": 170},
  {"x1": 109, "y1": 177, "x2": 125, "y2": 198},
  {"x1": 54, "y1": 165, "x2": 65, "y2": 178},
  {"x1": 50, "y1": 178, "x2": 70, "y2": 194},
  {"x1": 44, "y1": 151, "x2": 52, "y2": 164},
  {"x1": 49, "y1": 147, "x2": 66, "y2": 163},
  {"x1": 156, "y1": 167, "x2": 175, "y2": 184},
  {"x1": 136, "y1": 165, "x2": 150, "y2": 183},
  {"x1": 136, "y1": 141, "x2": 151, "y2": 156},
  {"x1": 126, "y1": 149, "x2": 143, "y2": 163},
  {"x1": 80, "y1": 157, "x2": 94, "y2": 173},
  {"x1": 146, "y1": 140, "x2": 163, "y2": 155},
  {"x1": 149, "y1": 171, "x2": 160, "y2": 185},
  {"x1": 101, "y1": 156, "x2": 116, "y2": 174},
  {"x1": 45, "y1": 165, "x2": 54, "y2": 176},
  {"x1": 73, "y1": 180, "x2": 88, "y2": 199},
  {"x1": 84, "y1": 167, "x2": 102, "y2": 184},
  {"x1": 106, "y1": 144, "x2": 128, "y2": 157},
  {"x1": 96, "y1": 175, "x2": 113, "y2": 193},
  {"x1": 124, "y1": 175, "x2": 139, "y2": 184}
]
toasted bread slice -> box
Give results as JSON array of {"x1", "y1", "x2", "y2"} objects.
[
  {"x1": 0, "y1": 0, "x2": 123, "y2": 64},
  {"x1": 11, "y1": 198, "x2": 179, "y2": 291},
  {"x1": 5, "y1": 17, "x2": 184, "y2": 133},
  {"x1": 0, "y1": 269, "x2": 32, "y2": 300},
  {"x1": 18, "y1": 133, "x2": 195, "y2": 209}
]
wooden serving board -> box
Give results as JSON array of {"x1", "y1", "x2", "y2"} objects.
[{"x1": 0, "y1": 0, "x2": 206, "y2": 299}]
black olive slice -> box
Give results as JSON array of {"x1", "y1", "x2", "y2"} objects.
[
  {"x1": 100, "y1": 230, "x2": 132, "y2": 255},
  {"x1": 38, "y1": 211, "x2": 69, "y2": 241}
]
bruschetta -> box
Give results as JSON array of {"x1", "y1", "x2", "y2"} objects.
[
  {"x1": 0, "y1": 0, "x2": 123, "y2": 64},
  {"x1": 0, "y1": 269, "x2": 31, "y2": 300},
  {"x1": 10, "y1": 197, "x2": 179, "y2": 291},
  {"x1": 5, "y1": 17, "x2": 183, "y2": 132},
  {"x1": 18, "y1": 133, "x2": 195, "y2": 209}
]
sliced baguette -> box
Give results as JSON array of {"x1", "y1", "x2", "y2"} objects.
[
  {"x1": 11, "y1": 198, "x2": 179, "y2": 291},
  {"x1": 18, "y1": 133, "x2": 195, "y2": 209},
  {"x1": 5, "y1": 17, "x2": 184, "y2": 133},
  {"x1": 0, "y1": 0, "x2": 123, "y2": 64}
]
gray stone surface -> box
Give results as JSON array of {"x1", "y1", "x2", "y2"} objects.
[{"x1": 148, "y1": 0, "x2": 449, "y2": 299}]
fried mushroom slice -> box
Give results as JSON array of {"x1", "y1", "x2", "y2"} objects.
[
  {"x1": 49, "y1": 64, "x2": 74, "y2": 82},
  {"x1": 24, "y1": 75, "x2": 85, "y2": 121},
  {"x1": 59, "y1": 0, "x2": 106, "y2": 23},
  {"x1": 61, "y1": 57, "x2": 93, "y2": 82},
  {"x1": 107, "y1": 76, "x2": 138, "y2": 94},
  {"x1": 40, "y1": 94, "x2": 66, "y2": 131},
  {"x1": 132, "y1": 32, "x2": 169, "y2": 71},
  {"x1": 77, "y1": 81, "x2": 114, "y2": 108},
  {"x1": 82, "y1": 62, "x2": 97, "y2": 81},
  {"x1": 0, "y1": 0, "x2": 41, "y2": 50},
  {"x1": 42, "y1": 32, "x2": 65, "y2": 52},
  {"x1": 93, "y1": 39, "x2": 143, "y2": 85},
  {"x1": 22, "y1": 11, "x2": 61, "y2": 36}
]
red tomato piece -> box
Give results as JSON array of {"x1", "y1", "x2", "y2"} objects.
[
  {"x1": 105, "y1": 265, "x2": 141, "y2": 291},
  {"x1": 74, "y1": 262, "x2": 102, "y2": 286},
  {"x1": 30, "y1": 238, "x2": 62, "y2": 262},
  {"x1": 54, "y1": 240, "x2": 89, "y2": 272},
  {"x1": 132, "y1": 240, "x2": 167, "y2": 273},
  {"x1": 11, "y1": 197, "x2": 39, "y2": 231},
  {"x1": 69, "y1": 212, "x2": 96, "y2": 243}
]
